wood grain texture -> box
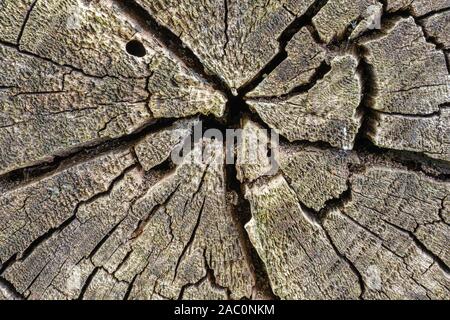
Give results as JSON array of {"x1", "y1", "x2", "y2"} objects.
[{"x1": 0, "y1": 0, "x2": 448, "y2": 300}]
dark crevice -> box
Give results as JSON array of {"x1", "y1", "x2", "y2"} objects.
[
  {"x1": 352, "y1": 45, "x2": 378, "y2": 151},
  {"x1": 246, "y1": 60, "x2": 332, "y2": 101},
  {"x1": 238, "y1": 51, "x2": 287, "y2": 97},
  {"x1": 388, "y1": 153, "x2": 450, "y2": 181},
  {"x1": 0, "y1": 277, "x2": 25, "y2": 300},
  {"x1": 355, "y1": 133, "x2": 450, "y2": 180},
  {"x1": 130, "y1": 180, "x2": 181, "y2": 241},
  {"x1": 78, "y1": 267, "x2": 99, "y2": 300},
  {"x1": 283, "y1": 60, "x2": 331, "y2": 97},
  {"x1": 444, "y1": 50, "x2": 450, "y2": 73},
  {"x1": 0, "y1": 117, "x2": 179, "y2": 192},
  {"x1": 372, "y1": 108, "x2": 445, "y2": 118},
  {"x1": 225, "y1": 159, "x2": 279, "y2": 300},
  {"x1": 237, "y1": 0, "x2": 330, "y2": 96},
  {"x1": 223, "y1": 0, "x2": 229, "y2": 55},
  {"x1": 123, "y1": 274, "x2": 138, "y2": 300},
  {"x1": 416, "y1": 6, "x2": 450, "y2": 20},
  {"x1": 110, "y1": 0, "x2": 233, "y2": 96},
  {"x1": 225, "y1": 95, "x2": 253, "y2": 128},
  {"x1": 317, "y1": 184, "x2": 352, "y2": 221},
  {"x1": 0, "y1": 254, "x2": 18, "y2": 276},
  {"x1": 381, "y1": 219, "x2": 450, "y2": 274},
  {"x1": 177, "y1": 275, "x2": 208, "y2": 300},
  {"x1": 172, "y1": 197, "x2": 206, "y2": 281},
  {"x1": 278, "y1": 133, "x2": 340, "y2": 152},
  {"x1": 16, "y1": 215, "x2": 77, "y2": 264},
  {"x1": 438, "y1": 198, "x2": 449, "y2": 226},
  {"x1": 12, "y1": 163, "x2": 136, "y2": 268}
]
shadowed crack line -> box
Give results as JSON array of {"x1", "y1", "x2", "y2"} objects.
[
  {"x1": 78, "y1": 267, "x2": 100, "y2": 300},
  {"x1": 226, "y1": 155, "x2": 279, "y2": 300},
  {"x1": 110, "y1": 0, "x2": 233, "y2": 97},
  {"x1": 1, "y1": 0, "x2": 450, "y2": 300},
  {"x1": 0, "y1": 277, "x2": 25, "y2": 300},
  {"x1": 16, "y1": 0, "x2": 38, "y2": 45},
  {"x1": 0, "y1": 117, "x2": 180, "y2": 191},
  {"x1": 237, "y1": 0, "x2": 330, "y2": 96},
  {"x1": 4, "y1": 163, "x2": 138, "y2": 273}
]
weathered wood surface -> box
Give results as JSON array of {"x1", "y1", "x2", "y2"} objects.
[{"x1": 0, "y1": 0, "x2": 449, "y2": 300}]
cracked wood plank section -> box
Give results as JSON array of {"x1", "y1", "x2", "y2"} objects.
[
  {"x1": 244, "y1": 175, "x2": 361, "y2": 299},
  {"x1": 385, "y1": 0, "x2": 450, "y2": 16},
  {"x1": 0, "y1": 0, "x2": 35, "y2": 44},
  {"x1": 420, "y1": 11, "x2": 450, "y2": 50},
  {"x1": 0, "y1": 45, "x2": 150, "y2": 175},
  {"x1": 248, "y1": 55, "x2": 362, "y2": 150},
  {"x1": 343, "y1": 166, "x2": 450, "y2": 266},
  {"x1": 361, "y1": 17, "x2": 449, "y2": 115},
  {"x1": 323, "y1": 166, "x2": 450, "y2": 299},
  {"x1": 277, "y1": 144, "x2": 357, "y2": 211},
  {"x1": 0, "y1": 149, "x2": 135, "y2": 268},
  {"x1": 369, "y1": 110, "x2": 450, "y2": 162},
  {"x1": 312, "y1": 0, "x2": 383, "y2": 42},
  {"x1": 324, "y1": 209, "x2": 449, "y2": 299},
  {"x1": 121, "y1": 138, "x2": 254, "y2": 300},
  {"x1": 360, "y1": 17, "x2": 450, "y2": 161},
  {"x1": 135, "y1": 0, "x2": 317, "y2": 90}
]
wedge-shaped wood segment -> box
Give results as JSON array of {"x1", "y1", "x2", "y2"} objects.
[
  {"x1": 0, "y1": 123, "x2": 254, "y2": 299},
  {"x1": 362, "y1": 18, "x2": 450, "y2": 161},
  {"x1": 312, "y1": 0, "x2": 383, "y2": 42},
  {"x1": 119, "y1": 138, "x2": 254, "y2": 300},
  {"x1": 277, "y1": 144, "x2": 356, "y2": 211},
  {"x1": 369, "y1": 110, "x2": 450, "y2": 162},
  {"x1": 247, "y1": 28, "x2": 327, "y2": 98},
  {"x1": 244, "y1": 175, "x2": 361, "y2": 299},
  {"x1": 135, "y1": 0, "x2": 317, "y2": 90},
  {"x1": 248, "y1": 55, "x2": 362, "y2": 150},
  {"x1": 421, "y1": 11, "x2": 450, "y2": 52},
  {"x1": 362, "y1": 17, "x2": 449, "y2": 115},
  {"x1": 323, "y1": 166, "x2": 450, "y2": 299},
  {"x1": 0, "y1": 46, "x2": 150, "y2": 176},
  {"x1": 236, "y1": 117, "x2": 274, "y2": 183},
  {"x1": 0, "y1": 0, "x2": 225, "y2": 175}
]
